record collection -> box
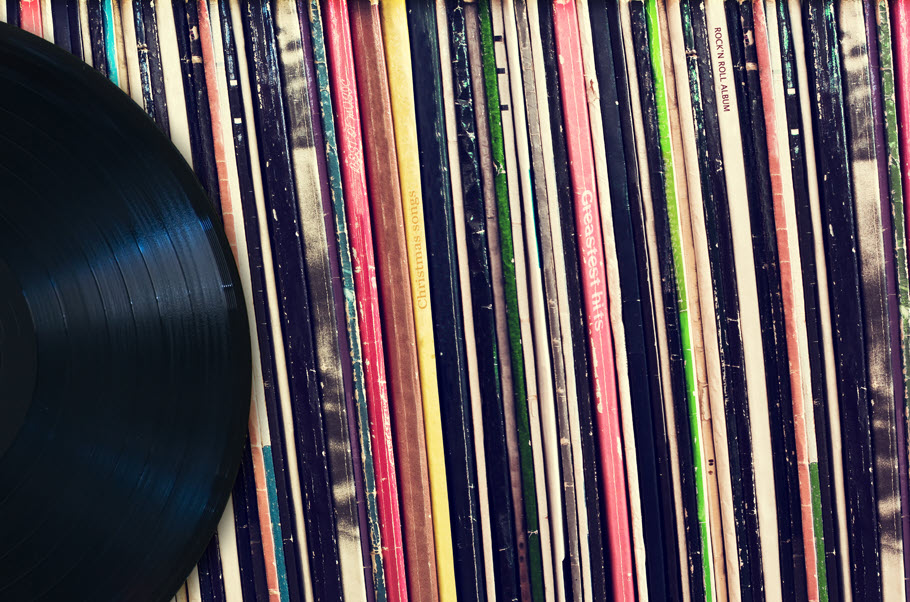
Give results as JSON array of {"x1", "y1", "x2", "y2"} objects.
[{"x1": 10, "y1": 0, "x2": 910, "y2": 600}]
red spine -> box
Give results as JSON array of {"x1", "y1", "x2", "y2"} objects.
[
  {"x1": 751, "y1": 3, "x2": 818, "y2": 598},
  {"x1": 551, "y1": 1, "x2": 634, "y2": 599},
  {"x1": 196, "y1": 0, "x2": 232, "y2": 217},
  {"x1": 19, "y1": 0, "x2": 41, "y2": 36},
  {"x1": 323, "y1": 1, "x2": 407, "y2": 600}
]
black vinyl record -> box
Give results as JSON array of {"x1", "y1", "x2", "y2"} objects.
[{"x1": 0, "y1": 21, "x2": 250, "y2": 602}]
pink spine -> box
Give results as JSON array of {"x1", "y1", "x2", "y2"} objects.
[
  {"x1": 751, "y1": 2, "x2": 819, "y2": 599},
  {"x1": 321, "y1": 1, "x2": 407, "y2": 600},
  {"x1": 551, "y1": 1, "x2": 634, "y2": 599}
]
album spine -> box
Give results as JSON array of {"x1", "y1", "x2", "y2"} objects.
[
  {"x1": 585, "y1": 0, "x2": 669, "y2": 598},
  {"x1": 529, "y1": 0, "x2": 602, "y2": 597},
  {"x1": 195, "y1": 2, "x2": 242, "y2": 597},
  {"x1": 305, "y1": 3, "x2": 384, "y2": 601},
  {"x1": 49, "y1": 0, "x2": 73, "y2": 54},
  {"x1": 754, "y1": 2, "x2": 823, "y2": 596},
  {"x1": 215, "y1": 2, "x2": 301, "y2": 597},
  {"x1": 19, "y1": 0, "x2": 41, "y2": 38},
  {"x1": 877, "y1": 0, "x2": 910, "y2": 588},
  {"x1": 552, "y1": 1, "x2": 634, "y2": 599},
  {"x1": 231, "y1": 446, "x2": 271, "y2": 600},
  {"x1": 894, "y1": 4, "x2": 910, "y2": 590},
  {"x1": 155, "y1": 0, "x2": 193, "y2": 157},
  {"x1": 4, "y1": 0, "x2": 18, "y2": 27},
  {"x1": 840, "y1": 1, "x2": 901, "y2": 598},
  {"x1": 513, "y1": 0, "x2": 588, "y2": 597},
  {"x1": 330, "y1": 0, "x2": 404, "y2": 599},
  {"x1": 472, "y1": 0, "x2": 545, "y2": 597},
  {"x1": 99, "y1": 0, "x2": 121, "y2": 84},
  {"x1": 347, "y1": 1, "x2": 427, "y2": 599},
  {"x1": 777, "y1": 1, "x2": 843, "y2": 597},
  {"x1": 293, "y1": 3, "x2": 376, "y2": 600},
  {"x1": 687, "y1": 3, "x2": 761, "y2": 597},
  {"x1": 275, "y1": 2, "x2": 364, "y2": 597},
  {"x1": 596, "y1": 2, "x2": 682, "y2": 598},
  {"x1": 376, "y1": 2, "x2": 458, "y2": 597},
  {"x1": 865, "y1": 0, "x2": 909, "y2": 595},
  {"x1": 488, "y1": 0, "x2": 558, "y2": 599},
  {"x1": 462, "y1": 0, "x2": 533, "y2": 597},
  {"x1": 806, "y1": 1, "x2": 880, "y2": 596},
  {"x1": 117, "y1": 6, "x2": 146, "y2": 167},
  {"x1": 719, "y1": 1, "x2": 776, "y2": 597},
  {"x1": 85, "y1": 0, "x2": 108, "y2": 77},
  {"x1": 241, "y1": 1, "x2": 351, "y2": 598},
  {"x1": 633, "y1": 0, "x2": 710, "y2": 597},
  {"x1": 898, "y1": 2, "x2": 910, "y2": 252},
  {"x1": 172, "y1": 0, "x2": 221, "y2": 209},
  {"x1": 407, "y1": 0, "x2": 485, "y2": 597},
  {"x1": 127, "y1": 0, "x2": 167, "y2": 132},
  {"x1": 786, "y1": 3, "x2": 850, "y2": 598},
  {"x1": 435, "y1": 1, "x2": 502, "y2": 599}
]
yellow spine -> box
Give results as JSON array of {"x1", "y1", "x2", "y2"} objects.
[{"x1": 378, "y1": 1, "x2": 457, "y2": 599}]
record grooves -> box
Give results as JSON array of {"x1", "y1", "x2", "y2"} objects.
[{"x1": 0, "y1": 21, "x2": 250, "y2": 600}]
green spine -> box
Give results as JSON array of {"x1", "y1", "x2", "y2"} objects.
[
  {"x1": 476, "y1": 0, "x2": 544, "y2": 598},
  {"x1": 879, "y1": 7, "x2": 910, "y2": 602},
  {"x1": 879, "y1": 0, "x2": 910, "y2": 453},
  {"x1": 306, "y1": 2, "x2": 387, "y2": 599},
  {"x1": 645, "y1": 0, "x2": 714, "y2": 598}
]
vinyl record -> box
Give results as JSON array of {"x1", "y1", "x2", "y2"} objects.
[{"x1": 0, "y1": 21, "x2": 250, "y2": 601}]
